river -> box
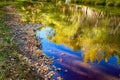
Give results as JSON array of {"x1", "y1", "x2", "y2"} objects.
[{"x1": 36, "y1": 4, "x2": 120, "y2": 80}]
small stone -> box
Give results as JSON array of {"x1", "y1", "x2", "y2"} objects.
[
  {"x1": 9, "y1": 56, "x2": 11, "y2": 58},
  {"x1": 57, "y1": 77, "x2": 62, "y2": 80},
  {"x1": 64, "y1": 69, "x2": 68, "y2": 72},
  {"x1": 35, "y1": 62, "x2": 38, "y2": 66},
  {"x1": 45, "y1": 71, "x2": 55, "y2": 78},
  {"x1": 58, "y1": 58, "x2": 62, "y2": 62},
  {"x1": 52, "y1": 65, "x2": 56, "y2": 69},
  {"x1": 57, "y1": 68, "x2": 61, "y2": 71},
  {"x1": 11, "y1": 58, "x2": 14, "y2": 61}
]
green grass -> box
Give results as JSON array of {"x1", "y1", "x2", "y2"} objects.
[
  {"x1": 75, "y1": 0, "x2": 120, "y2": 7},
  {"x1": 0, "y1": 10, "x2": 13, "y2": 80},
  {"x1": 0, "y1": 8, "x2": 13, "y2": 78},
  {"x1": 0, "y1": 1, "x2": 17, "y2": 8}
]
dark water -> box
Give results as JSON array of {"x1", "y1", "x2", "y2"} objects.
[{"x1": 36, "y1": 27, "x2": 120, "y2": 80}]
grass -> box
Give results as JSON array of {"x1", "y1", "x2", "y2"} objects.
[
  {"x1": 0, "y1": 7, "x2": 18, "y2": 78},
  {"x1": 0, "y1": 11, "x2": 11, "y2": 79},
  {"x1": 79, "y1": 0, "x2": 120, "y2": 7},
  {"x1": 0, "y1": 1, "x2": 17, "y2": 8}
]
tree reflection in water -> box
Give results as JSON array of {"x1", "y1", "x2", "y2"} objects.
[{"x1": 20, "y1": 2, "x2": 120, "y2": 63}]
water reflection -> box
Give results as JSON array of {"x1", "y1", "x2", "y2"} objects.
[
  {"x1": 43, "y1": 5, "x2": 120, "y2": 63},
  {"x1": 36, "y1": 27, "x2": 120, "y2": 80},
  {"x1": 21, "y1": 2, "x2": 120, "y2": 79}
]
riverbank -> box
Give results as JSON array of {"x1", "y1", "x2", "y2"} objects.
[
  {"x1": 69, "y1": 0, "x2": 120, "y2": 7},
  {"x1": 0, "y1": 1, "x2": 119, "y2": 80},
  {"x1": 0, "y1": 3, "x2": 55, "y2": 80}
]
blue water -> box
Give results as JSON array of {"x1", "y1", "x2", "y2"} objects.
[{"x1": 36, "y1": 27, "x2": 120, "y2": 80}]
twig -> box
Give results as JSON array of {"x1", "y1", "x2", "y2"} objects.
[{"x1": 10, "y1": 33, "x2": 17, "y2": 45}]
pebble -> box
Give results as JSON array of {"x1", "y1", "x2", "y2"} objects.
[
  {"x1": 45, "y1": 71, "x2": 55, "y2": 78},
  {"x1": 58, "y1": 58, "x2": 62, "y2": 62},
  {"x1": 9, "y1": 56, "x2": 12, "y2": 58},
  {"x1": 57, "y1": 77, "x2": 62, "y2": 80},
  {"x1": 64, "y1": 69, "x2": 68, "y2": 72},
  {"x1": 57, "y1": 68, "x2": 61, "y2": 71},
  {"x1": 11, "y1": 58, "x2": 14, "y2": 61}
]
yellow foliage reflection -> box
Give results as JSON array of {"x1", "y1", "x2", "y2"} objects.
[{"x1": 20, "y1": 2, "x2": 120, "y2": 63}]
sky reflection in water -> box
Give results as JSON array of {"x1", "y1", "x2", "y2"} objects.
[{"x1": 36, "y1": 27, "x2": 120, "y2": 80}]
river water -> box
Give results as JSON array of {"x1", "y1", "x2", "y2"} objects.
[
  {"x1": 36, "y1": 5, "x2": 120, "y2": 80},
  {"x1": 36, "y1": 27, "x2": 120, "y2": 80}
]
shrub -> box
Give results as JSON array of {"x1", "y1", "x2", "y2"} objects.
[
  {"x1": 82, "y1": 0, "x2": 96, "y2": 5},
  {"x1": 114, "y1": 1, "x2": 120, "y2": 7},
  {"x1": 106, "y1": 0, "x2": 114, "y2": 6},
  {"x1": 95, "y1": 0, "x2": 106, "y2": 5}
]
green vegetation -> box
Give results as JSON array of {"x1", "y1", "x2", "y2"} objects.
[
  {"x1": 87, "y1": 5, "x2": 120, "y2": 15},
  {"x1": 71, "y1": 0, "x2": 120, "y2": 7},
  {"x1": 0, "y1": 5, "x2": 12, "y2": 79},
  {"x1": 0, "y1": 1, "x2": 12, "y2": 6},
  {"x1": 2, "y1": 0, "x2": 120, "y2": 7},
  {"x1": 0, "y1": 2, "x2": 41, "y2": 79}
]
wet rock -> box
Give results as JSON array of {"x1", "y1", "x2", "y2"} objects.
[
  {"x1": 57, "y1": 77, "x2": 62, "y2": 80},
  {"x1": 58, "y1": 58, "x2": 62, "y2": 62},
  {"x1": 52, "y1": 65, "x2": 56, "y2": 69},
  {"x1": 57, "y1": 68, "x2": 61, "y2": 71},
  {"x1": 11, "y1": 58, "x2": 15, "y2": 61},
  {"x1": 64, "y1": 69, "x2": 68, "y2": 72}
]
